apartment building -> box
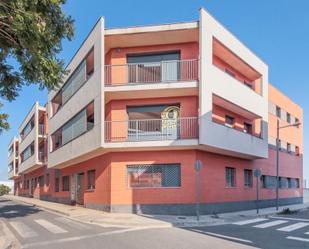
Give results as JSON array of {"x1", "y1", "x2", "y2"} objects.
[{"x1": 9, "y1": 8, "x2": 303, "y2": 214}]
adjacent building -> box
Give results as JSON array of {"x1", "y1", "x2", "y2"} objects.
[{"x1": 9, "y1": 8, "x2": 303, "y2": 214}]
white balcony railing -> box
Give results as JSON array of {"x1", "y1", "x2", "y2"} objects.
[
  {"x1": 105, "y1": 59, "x2": 199, "y2": 86},
  {"x1": 105, "y1": 117, "x2": 198, "y2": 142}
]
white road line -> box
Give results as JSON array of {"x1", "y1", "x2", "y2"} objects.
[
  {"x1": 34, "y1": 219, "x2": 67, "y2": 234},
  {"x1": 9, "y1": 221, "x2": 38, "y2": 238},
  {"x1": 287, "y1": 236, "x2": 309, "y2": 242},
  {"x1": 253, "y1": 220, "x2": 289, "y2": 228},
  {"x1": 21, "y1": 226, "x2": 154, "y2": 248},
  {"x1": 271, "y1": 216, "x2": 309, "y2": 222},
  {"x1": 190, "y1": 229, "x2": 253, "y2": 244},
  {"x1": 277, "y1": 222, "x2": 309, "y2": 232},
  {"x1": 54, "y1": 217, "x2": 91, "y2": 230},
  {"x1": 233, "y1": 218, "x2": 268, "y2": 225}
]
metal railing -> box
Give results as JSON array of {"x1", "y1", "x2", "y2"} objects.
[
  {"x1": 39, "y1": 124, "x2": 45, "y2": 135},
  {"x1": 105, "y1": 117, "x2": 198, "y2": 142},
  {"x1": 105, "y1": 59, "x2": 199, "y2": 86}
]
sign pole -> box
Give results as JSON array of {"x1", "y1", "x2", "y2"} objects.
[
  {"x1": 254, "y1": 169, "x2": 261, "y2": 215},
  {"x1": 195, "y1": 160, "x2": 202, "y2": 222}
]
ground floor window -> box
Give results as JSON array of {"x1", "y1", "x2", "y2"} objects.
[
  {"x1": 38, "y1": 175, "x2": 44, "y2": 187},
  {"x1": 262, "y1": 175, "x2": 277, "y2": 189},
  {"x1": 46, "y1": 173, "x2": 50, "y2": 187},
  {"x1": 127, "y1": 164, "x2": 181, "y2": 188},
  {"x1": 87, "y1": 170, "x2": 96, "y2": 190},
  {"x1": 62, "y1": 176, "x2": 70, "y2": 191},
  {"x1": 55, "y1": 177, "x2": 59, "y2": 192},
  {"x1": 244, "y1": 169, "x2": 253, "y2": 187},
  {"x1": 225, "y1": 167, "x2": 236, "y2": 187}
]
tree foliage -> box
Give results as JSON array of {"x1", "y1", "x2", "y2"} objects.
[
  {"x1": 0, "y1": 184, "x2": 10, "y2": 195},
  {"x1": 0, "y1": 0, "x2": 74, "y2": 133}
]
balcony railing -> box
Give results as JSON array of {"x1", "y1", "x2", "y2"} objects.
[
  {"x1": 105, "y1": 117, "x2": 198, "y2": 142},
  {"x1": 105, "y1": 59, "x2": 199, "y2": 86},
  {"x1": 39, "y1": 124, "x2": 45, "y2": 135}
]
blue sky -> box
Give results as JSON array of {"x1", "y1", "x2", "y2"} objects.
[{"x1": 0, "y1": 0, "x2": 308, "y2": 182}]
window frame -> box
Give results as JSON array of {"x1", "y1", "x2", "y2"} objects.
[
  {"x1": 62, "y1": 175, "x2": 70, "y2": 192},
  {"x1": 225, "y1": 115, "x2": 235, "y2": 128},
  {"x1": 87, "y1": 169, "x2": 96, "y2": 190},
  {"x1": 244, "y1": 169, "x2": 253, "y2": 188},
  {"x1": 225, "y1": 167, "x2": 236, "y2": 188},
  {"x1": 51, "y1": 47, "x2": 94, "y2": 117}
]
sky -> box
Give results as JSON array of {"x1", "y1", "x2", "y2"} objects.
[{"x1": 0, "y1": 0, "x2": 308, "y2": 182}]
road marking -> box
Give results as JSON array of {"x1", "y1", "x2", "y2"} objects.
[
  {"x1": 287, "y1": 236, "x2": 309, "y2": 242},
  {"x1": 271, "y1": 216, "x2": 309, "y2": 222},
  {"x1": 233, "y1": 218, "x2": 268, "y2": 225},
  {"x1": 9, "y1": 221, "x2": 38, "y2": 238},
  {"x1": 21, "y1": 226, "x2": 154, "y2": 248},
  {"x1": 253, "y1": 220, "x2": 289, "y2": 228},
  {"x1": 277, "y1": 222, "x2": 309, "y2": 232},
  {"x1": 34, "y1": 219, "x2": 67, "y2": 234},
  {"x1": 55, "y1": 217, "x2": 91, "y2": 230},
  {"x1": 190, "y1": 229, "x2": 253, "y2": 244}
]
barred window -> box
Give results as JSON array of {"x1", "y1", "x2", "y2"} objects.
[
  {"x1": 244, "y1": 169, "x2": 253, "y2": 187},
  {"x1": 87, "y1": 170, "x2": 96, "y2": 190},
  {"x1": 46, "y1": 173, "x2": 50, "y2": 186},
  {"x1": 225, "y1": 167, "x2": 236, "y2": 187},
  {"x1": 38, "y1": 175, "x2": 44, "y2": 187},
  {"x1": 262, "y1": 175, "x2": 277, "y2": 189},
  {"x1": 62, "y1": 176, "x2": 70, "y2": 191},
  {"x1": 279, "y1": 177, "x2": 288, "y2": 188},
  {"x1": 127, "y1": 164, "x2": 181, "y2": 188}
]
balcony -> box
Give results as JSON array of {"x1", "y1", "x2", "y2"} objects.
[
  {"x1": 39, "y1": 124, "x2": 45, "y2": 136},
  {"x1": 105, "y1": 117, "x2": 198, "y2": 143},
  {"x1": 105, "y1": 59, "x2": 199, "y2": 86},
  {"x1": 39, "y1": 151, "x2": 45, "y2": 163}
]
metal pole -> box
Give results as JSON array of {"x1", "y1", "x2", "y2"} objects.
[
  {"x1": 257, "y1": 175, "x2": 259, "y2": 214},
  {"x1": 276, "y1": 119, "x2": 280, "y2": 211},
  {"x1": 196, "y1": 169, "x2": 200, "y2": 222}
]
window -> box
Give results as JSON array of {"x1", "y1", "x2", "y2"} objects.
[
  {"x1": 286, "y1": 113, "x2": 291, "y2": 123},
  {"x1": 21, "y1": 115, "x2": 35, "y2": 140},
  {"x1": 279, "y1": 177, "x2": 288, "y2": 189},
  {"x1": 295, "y1": 146, "x2": 300, "y2": 156},
  {"x1": 287, "y1": 143, "x2": 291, "y2": 153},
  {"x1": 290, "y1": 178, "x2": 299, "y2": 188},
  {"x1": 51, "y1": 102, "x2": 94, "y2": 151},
  {"x1": 244, "y1": 169, "x2": 253, "y2": 187},
  {"x1": 276, "y1": 106, "x2": 281, "y2": 118},
  {"x1": 262, "y1": 175, "x2": 277, "y2": 189},
  {"x1": 8, "y1": 145, "x2": 13, "y2": 157},
  {"x1": 295, "y1": 117, "x2": 299, "y2": 124},
  {"x1": 62, "y1": 176, "x2": 70, "y2": 191},
  {"x1": 226, "y1": 167, "x2": 236, "y2": 187},
  {"x1": 55, "y1": 177, "x2": 59, "y2": 192},
  {"x1": 51, "y1": 48, "x2": 94, "y2": 116},
  {"x1": 127, "y1": 164, "x2": 181, "y2": 188},
  {"x1": 243, "y1": 122, "x2": 252, "y2": 134},
  {"x1": 87, "y1": 170, "x2": 96, "y2": 190},
  {"x1": 38, "y1": 175, "x2": 44, "y2": 187},
  {"x1": 21, "y1": 142, "x2": 35, "y2": 162},
  {"x1": 225, "y1": 68, "x2": 235, "y2": 78},
  {"x1": 46, "y1": 173, "x2": 50, "y2": 186},
  {"x1": 225, "y1": 115, "x2": 234, "y2": 128}
]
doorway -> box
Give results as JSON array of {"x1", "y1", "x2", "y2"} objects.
[{"x1": 76, "y1": 173, "x2": 85, "y2": 205}]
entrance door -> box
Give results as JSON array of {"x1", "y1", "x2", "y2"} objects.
[{"x1": 76, "y1": 173, "x2": 85, "y2": 205}]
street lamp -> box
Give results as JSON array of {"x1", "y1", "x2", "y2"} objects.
[{"x1": 276, "y1": 119, "x2": 301, "y2": 211}]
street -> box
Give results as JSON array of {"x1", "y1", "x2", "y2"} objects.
[{"x1": 1, "y1": 197, "x2": 309, "y2": 249}]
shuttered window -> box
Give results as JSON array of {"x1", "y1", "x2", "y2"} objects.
[{"x1": 127, "y1": 164, "x2": 181, "y2": 188}]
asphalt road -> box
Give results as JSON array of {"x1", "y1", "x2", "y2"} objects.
[{"x1": 1, "y1": 197, "x2": 309, "y2": 249}]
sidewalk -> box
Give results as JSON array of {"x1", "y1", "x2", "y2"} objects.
[{"x1": 4, "y1": 194, "x2": 309, "y2": 228}]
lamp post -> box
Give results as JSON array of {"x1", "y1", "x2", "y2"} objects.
[{"x1": 276, "y1": 119, "x2": 301, "y2": 211}]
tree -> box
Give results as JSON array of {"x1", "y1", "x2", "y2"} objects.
[
  {"x1": 0, "y1": 184, "x2": 10, "y2": 195},
  {"x1": 0, "y1": 0, "x2": 74, "y2": 133}
]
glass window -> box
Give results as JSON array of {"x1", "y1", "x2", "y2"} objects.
[
  {"x1": 21, "y1": 142, "x2": 34, "y2": 162},
  {"x1": 287, "y1": 113, "x2": 291, "y2": 123},
  {"x1": 62, "y1": 176, "x2": 70, "y2": 191},
  {"x1": 46, "y1": 173, "x2": 50, "y2": 186},
  {"x1": 244, "y1": 122, "x2": 252, "y2": 134},
  {"x1": 244, "y1": 169, "x2": 253, "y2": 187},
  {"x1": 55, "y1": 177, "x2": 59, "y2": 192},
  {"x1": 276, "y1": 106, "x2": 281, "y2": 118},
  {"x1": 279, "y1": 177, "x2": 288, "y2": 189},
  {"x1": 38, "y1": 176, "x2": 44, "y2": 187},
  {"x1": 225, "y1": 115, "x2": 234, "y2": 128},
  {"x1": 127, "y1": 164, "x2": 181, "y2": 188},
  {"x1": 21, "y1": 115, "x2": 35, "y2": 140},
  {"x1": 226, "y1": 167, "x2": 236, "y2": 187},
  {"x1": 87, "y1": 170, "x2": 96, "y2": 190},
  {"x1": 262, "y1": 175, "x2": 277, "y2": 189},
  {"x1": 287, "y1": 143, "x2": 291, "y2": 153}
]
